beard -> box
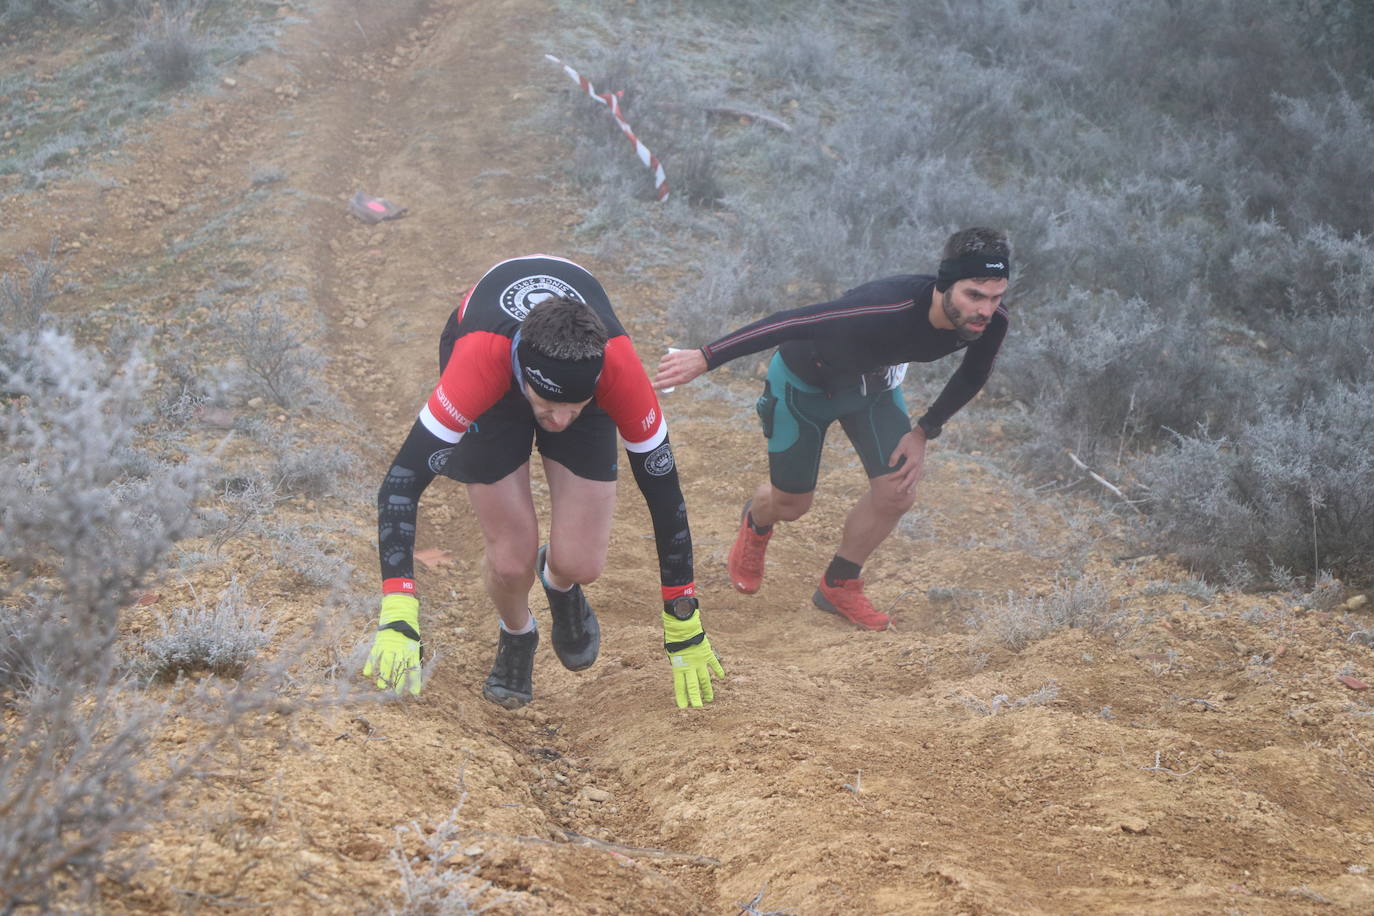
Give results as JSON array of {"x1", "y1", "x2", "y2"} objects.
[{"x1": 942, "y1": 290, "x2": 986, "y2": 341}]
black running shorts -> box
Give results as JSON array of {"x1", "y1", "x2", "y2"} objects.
[{"x1": 755, "y1": 352, "x2": 911, "y2": 494}]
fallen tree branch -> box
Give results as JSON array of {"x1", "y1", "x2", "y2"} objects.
[
  {"x1": 703, "y1": 105, "x2": 793, "y2": 133},
  {"x1": 658, "y1": 101, "x2": 793, "y2": 133},
  {"x1": 1068, "y1": 451, "x2": 1143, "y2": 514}
]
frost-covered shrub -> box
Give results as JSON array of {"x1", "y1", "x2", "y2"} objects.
[
  {"x1": 992, "y1": 287, "x2": 1241, "y2": 473},
  {"x1": 1269, "y1": 89, "x2": 1374, "y2": 237},
  {"x1": 138, "y1": 1, "x2": 206, "y2": 88},
  {"x1": 0, "y1": 331, "x2": 202, "y2": 910},
  {"x1": 1137, "y1": 381, "x2": 1374, "y2": 580},
  {"x1": 270, "y1": 436, "x2": 357, "y2": 499},
  {"x1": 0, "y1": 240, "x2": 64, "y2": 332},
  {"x1": 967, "y1": 579, "x2": 1126, "y2": 650},
  {"x1": 387, "y1": 782, "x2": 513, "y2": 915},
  {"x1": 1264, "y1": 307, "x2": 1374, "y2": 410},
  {"x1": 1227, "y1": 222, "x2": 1374, "y2": 321},
  {"x1": 142, "y1": 578, "x2": 275, "y2": 679},
  {"x1": 214, "y1": 296, "x2": 325, "y2": 409},
  {"x1": 754, "y1": 18, "x2": 841, "y2": 90}
]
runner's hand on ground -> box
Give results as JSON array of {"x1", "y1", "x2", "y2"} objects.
[
  {"x1": 662, "y1": 599, "x2": 724, "y2": 708},
  {"x1": 652, "y1": 347, "x2": 708, "y2": 391},
  {"x1": 364, "y1": 593, "x2": 422, "y2": 696}
]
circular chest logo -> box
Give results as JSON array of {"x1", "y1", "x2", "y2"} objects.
[
  {"x1": 645, "y1": 443, "x2": 675, "y2": 477},
  {"x1": 499, "y1": 275, "x2": 584, "y2": 321}
]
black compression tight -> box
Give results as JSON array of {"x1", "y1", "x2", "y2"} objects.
[{"x1": 377, "y1": 419, "x2": 445, "y2": 582}]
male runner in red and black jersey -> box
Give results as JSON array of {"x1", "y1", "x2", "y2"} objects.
[
  {"x1": 654, "y1": 228, "x2": 1011, "y2": 630},
  {"x1": 366, "y1": 255, "x2": 723, "y2": 710}
]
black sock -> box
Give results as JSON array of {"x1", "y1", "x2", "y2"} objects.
[
  {"x1": 818, "y1": 554, "x2": 862, "y2": 585},
  {"x1": 824, "y1": 555, "x2": 862, "y2": 587},
  {"x1": 747, "y1": 511, "x2": 773, "y2": 536}
]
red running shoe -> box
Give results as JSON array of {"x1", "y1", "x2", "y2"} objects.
[
  {"x1": 726, "y1": 499, "x2": 771, "y2": 594},
  {"x1": 813, "y1": 578, "x2": 891, "y2": 630}
]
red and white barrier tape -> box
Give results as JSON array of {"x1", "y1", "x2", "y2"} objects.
[{"x1": 545, "y1": 54, "x2": 669, "y2": 202}]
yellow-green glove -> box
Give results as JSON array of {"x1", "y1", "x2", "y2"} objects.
[
  {"x1": 663, "y1": 598, "x2": 724, "y2": 709},
  {"x1": 363, "y1": 593, "x2": 422, "y2": 696}
]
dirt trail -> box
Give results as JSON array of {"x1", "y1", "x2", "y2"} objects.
[{"x1": 7, "y1": 1, "x2": 1374, "y2": 913}]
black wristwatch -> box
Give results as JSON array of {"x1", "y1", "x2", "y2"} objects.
[
  {"x1": 916, "y1": 416, "x2": 942, "y2": 440},
  {"x1": 665, "y1": 595, "x2": 699, "y2": 620}
]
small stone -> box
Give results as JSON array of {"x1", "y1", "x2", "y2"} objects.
[
  {"x1": 222, "y1": 77, "x2": 237, "y2": 89},
  {"x1": 582, "y1": 787, "x2": 611, "y2": 803},
  {"x1": 1345, "y1": 595, "x2": 1369, "y2": 612},
  {"x1": 353, "y1": 316, "x2": 367, "y2": 329},
  {"x1": 1336, "y1": 675, "x2": 1370, "y2": 691},
  {"x1": 1118, "y1": 817, "x2": 1150, "y2": 835},
  {"x1": 247, "y1": 397, "x2": 265, "y2": 408}
]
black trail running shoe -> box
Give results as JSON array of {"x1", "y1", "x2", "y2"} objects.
[
  {"x1": 539, "y1": 545, "x2": 601, "y2": 671},
  {"x1": 482, "y1": 626, "x2": 539, "y2": 709}
]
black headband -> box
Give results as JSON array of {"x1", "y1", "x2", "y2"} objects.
[
  {"x1": 935, "y1": 253, "x2": 1011, "y2": 292},
  {"x1": 515, "y1": 334, "x2": 603, "y2": 403}
]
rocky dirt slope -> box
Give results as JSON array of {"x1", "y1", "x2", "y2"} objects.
[{"x1": 4, "y1": 1, "x2": 1374, "y2": 912}]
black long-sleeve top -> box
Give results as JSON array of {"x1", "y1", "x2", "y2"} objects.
[{"x1": 699, "y1": 274, "x2": 1008, "y2": 432}]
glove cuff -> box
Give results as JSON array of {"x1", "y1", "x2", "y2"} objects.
[
  {"x1": 380, "y1": 593, "x2": 420, "y2": 630},
  {"x1": 662, "y1": 609, "x2": 705, "y2": 650},
  {"x1": 379, "y1": 619, "x2": 421, "y2": 642}
]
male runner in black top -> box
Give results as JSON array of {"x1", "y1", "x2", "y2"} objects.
[
  {"x1": 367, "y1": 255, "x2": 723, "y2": 709},
  {"x1": 653, "y1": 228, "x2": 1011, "y2": 630}
]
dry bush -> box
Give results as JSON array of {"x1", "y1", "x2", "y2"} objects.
[
  {"x1": 0, "y1": 332, "x2": 197, "y2": 909},
  {"x1": 1137, "y1": 381, "x2": 1374, "y2": 581},
  {"x1": 387, "y1": 776, "x2": 514, "y2": 915},
  {"x1": 966, "y1": 578, "x2": 1129, "y2": 651},
  {"x1": 213, "y1": 295, "x2": 326, "y2": 409},
  {"x1": 0, "y1": 240, "x2": 64, "y2": 332},
  {"x1": 954, "y1": 682, "x2": 1061, "y2": 716},
  {"x1": 137, "y1": 0, "x2": 206, "y2": 88},
  {"x1": 140, "y1": 578, "x2": 277, "y2": 680},
  {"x1": 0, "y1": 331, "x2": 302, "y2": 911}
]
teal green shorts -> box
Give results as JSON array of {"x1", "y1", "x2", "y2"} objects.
[{"x1": 754, "y1": 352, "x2": 912, "y2": 494}]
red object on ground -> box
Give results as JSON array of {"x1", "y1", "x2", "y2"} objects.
[
  {"x1": 1336, "y1": 675, "x2": 1370, "y2": 690},
  {"x1": 348, "y1": 191, "x2": 407, "y2": 223}
]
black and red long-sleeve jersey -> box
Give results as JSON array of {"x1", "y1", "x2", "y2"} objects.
[
  {"x1": 699, "y1": 274, "x2": 1008, "y2": 433},
  {"x1": 418, "y1": 255, "x2": 666, "y2": 452},
  {"x1": 378, "y1": 255, "x2": 695, "y2": 604}
]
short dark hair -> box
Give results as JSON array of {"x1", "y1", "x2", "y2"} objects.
[
  {"x1": 942, "y1": 227, "x2": 1011, "y2": 265},
  {"x1": 521, "y1": 296, "x2": 608, "y2": 360}
]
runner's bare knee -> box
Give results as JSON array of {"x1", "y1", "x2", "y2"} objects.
[
  {"x1": 484, "y1": 539, "x2": 538, "y2": 590},
  {"x1": 546, "y1": 544, "x2": 606, "y2": 586},
  {"x1": 871, "y1": 477, "x2": 918, "y2": 516},
  {"x1": 770, "y1": 488, "x2": 814, "y2": 522}
]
